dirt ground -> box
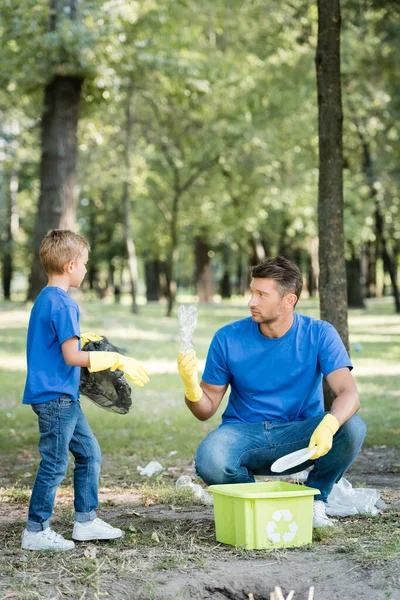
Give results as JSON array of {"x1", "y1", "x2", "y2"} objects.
[{"x1": 0, "y1": 446, "x2": 399, "y2": 600}]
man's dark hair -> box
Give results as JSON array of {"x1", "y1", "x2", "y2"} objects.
[{"x1": 250, "y1": 256, "x2": 303, "y2": 305}]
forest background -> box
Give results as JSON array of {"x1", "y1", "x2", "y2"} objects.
[{"x1": 0, "y1": 0, "x2": 399, "y2": 320}]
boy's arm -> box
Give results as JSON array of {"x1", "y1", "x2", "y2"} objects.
[
  {"x1": 61, "y1": 336, "x2": 149, "y2": 387},
  {"x1": 62, "y1": 336, "x2": 90, "y2": 367}
]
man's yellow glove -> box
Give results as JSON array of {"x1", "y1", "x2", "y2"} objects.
[
  {"x1": 89, "y1": 352, "x2": 149, "y2": 387},
  {"x1": 308, "y1": 414, "x2": 340, "y2": 459},
  {"x1": 177, "y1": 351, "x2": 202, "y2": 402}
]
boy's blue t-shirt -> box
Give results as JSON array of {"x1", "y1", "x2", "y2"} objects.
[
  {"x1": 22, "y1": 287, "x2": 81, "y2": 405},
  {"x1": 202, "y1": 313, "x2": 352, "y2": 424}
]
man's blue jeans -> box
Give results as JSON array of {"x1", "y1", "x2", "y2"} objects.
[
  {"x1": 195, "y1": 413, "x2": 366, "y2": 502},
  {"x1": 27, "y1": 395, "x2": 101, "y2": 532}
]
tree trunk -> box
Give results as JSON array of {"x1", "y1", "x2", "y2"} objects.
[
  {"x1": 365, "y1": 240, "x2": 377, "y2": 298},
  {"x1": 316, "y1": 0, "x2": 349, "y2": 409},
  {"x1": 2, "y1": 163, "x2": 19, "y2": 300},
  {"x1": 220, "y1": 244, "x2": 231, "y2": 299},
  {"x1": 356, "y1": 118, "x2": 400, "y2": 312},
  {"x1": 346, "y1": 253, "x2": 365, "y2": 308},
  {"x1": 145, "y1": 260, "x2": 161, "y2": 301},
  {"x1": 375, "y1": 206, "x2": 400, "y2": 312},
  {"x1": 122, "y1": 87, "x2": 139, "y2": 314},
  {"x1": 165, "y1": 201, "x2": 179, "y2": 317},
  {"x1": 195, "y1": 236, "x2": 213, "y2": 302},
  {"x1": 27, "y1": 75, "x2": 83, "y2": 300}
]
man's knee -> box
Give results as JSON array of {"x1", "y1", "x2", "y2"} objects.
[
  {"x1": 195, "y1": 434, "x2": 236, "y2": 486},
  {"x1": 337, "y1": 413, "x2": 367, "y2": 453}
]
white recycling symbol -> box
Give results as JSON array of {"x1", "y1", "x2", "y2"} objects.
[{"x1": 265, "y1": 509, "x2": 298, "y2": 543}]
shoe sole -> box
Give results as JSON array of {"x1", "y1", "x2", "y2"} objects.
[
  {"x1": 72, "y1": 531, "x2": 123, "y2": 541},
  {"x1": 21, "y1": 544, "x2": 75, "y2": 551}
]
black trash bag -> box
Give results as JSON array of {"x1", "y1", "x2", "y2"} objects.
[{"x1": 79, "y1": 336, "x2": 132, "y2": 414}]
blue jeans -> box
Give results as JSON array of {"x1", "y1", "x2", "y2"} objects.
[
  {"x1": 27, "y1": 395, "x2": 102, "y2": 532},
  {"x1": 195, "y1": 413, "x2": 366, "y2": 502}
]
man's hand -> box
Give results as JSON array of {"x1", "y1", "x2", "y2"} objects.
[
  {"x1": 308, "y1": 414, "x2": 340, "y2": 459},
  {"x1": 177, "y1": 351, "x2": 202, "y2": 402},
  {"x1": 89, "y1": 352, "x2": 149, "y2": 387}
]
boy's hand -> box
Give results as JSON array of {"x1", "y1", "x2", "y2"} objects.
[
  {"x1": 89, "y1": 351, "x2": 149, "y2": 387},
  {"x1": 81, "y1": 332, "x2": 103, "y2": 348},
  {"x1": 177, "y1": 351, "x2": 202, "y2": 402},
  {"x1": 308, "y1": 414, "x2": 340, "y2": 459}
]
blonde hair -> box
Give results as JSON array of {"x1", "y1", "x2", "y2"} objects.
[{"x1": 39, "y1": 230, "x2": 90, "y2": 275}]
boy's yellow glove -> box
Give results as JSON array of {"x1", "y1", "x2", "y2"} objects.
[
  {"x1": 308, "y1": 414, "x2": 340, "y2": 459},
  {"x1": 81, "y1": 332, "x2": 103, "y2": 348},
  {"x1": 177, "y1": 351, "x2": 202, "y2": 402},
  {"x1": 89, "y1": 352, "x2": 149, "y2": 387}
]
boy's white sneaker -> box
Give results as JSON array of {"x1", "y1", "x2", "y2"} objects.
[
  {"x1": 313, "y1": 500, "x2": 334, "y2": 527},
  {"x1": 72, "y1": 517, "x2": 123, "y2": 541},
  {"x1": 21, "y1": 527, "x2": 75, "y2": 551}
]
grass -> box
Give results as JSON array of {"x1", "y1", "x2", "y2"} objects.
[{"x1": 0, "y1": 296, "x2": 399, "y2": 599}]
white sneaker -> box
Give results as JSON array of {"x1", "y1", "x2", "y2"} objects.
[
  {"x1": 313, "y1": 500, "x2": 334, "y2": 527},
  {"x1": 21, "y1": 527, "x2": 75, "y2": 551},
  {"x1": 72, "y1": 517, "x2": 123, "y2": 541}
]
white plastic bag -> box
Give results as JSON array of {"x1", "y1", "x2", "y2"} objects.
[
  {"x1": 137, "y1": 461, "x2": 163, "y2": 477},
  {"x1": 326, "y1": 477, "x2": 384, "y2": 517}
]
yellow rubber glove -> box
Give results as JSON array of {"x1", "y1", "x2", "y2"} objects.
[
  {"x1": 308, "y1": 414, "x2": 340, "y2": 459},
  {"x1": 81, "y1": 332, "x2": 103, "y2": 349},
  {"x1": 177, "y1": 351, "x2": 202, "y2": 402},
  {"x1": 89, "y1": 352, "x2": 149, "y2": 387}
]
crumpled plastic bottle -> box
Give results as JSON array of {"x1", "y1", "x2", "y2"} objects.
[
  {"x1": 177, "y1": 305, "x2": 198, "y2": 356},
  {"x1": 176, "y1": 475, "x2": 213, "y2": 506}
]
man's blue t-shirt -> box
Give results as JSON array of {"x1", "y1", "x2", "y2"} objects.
[
  {"x1": 22, "y1": 287, "x2": 81, "y2": 405},
  {"x1": 202, "y1": 313, "x2": 352, "y2": 424}
]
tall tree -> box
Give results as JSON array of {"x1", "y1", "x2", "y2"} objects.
[
  {"x1": 316, "y1": 0, "x2": 349, "y2": 349},
  {"x1": 27, "y1": 0, "x2": 83, "y2": 299}
]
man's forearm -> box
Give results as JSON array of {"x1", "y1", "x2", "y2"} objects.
[
  {"x1": 185, "y1": 388, "x2": 216, "y2": 421},
  {"x1": 329, "y1": 391, "x2": 360, "y2": 426}
]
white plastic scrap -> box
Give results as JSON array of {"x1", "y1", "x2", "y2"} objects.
[
  {"x1": 276, "y1": 471, "x2": 386, "y2": 517},
  {"x1": 325, "y1": 477, "x2": 386, "y2": 517},
  {"x1": 176, "y1": 475, "x2": 213, "y2": 506},
  {"x1": 137, "y1": 461, "x2": 163, "y2": 477}
]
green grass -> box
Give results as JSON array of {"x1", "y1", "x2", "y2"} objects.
[
  {"x1": 0, "y1": 296, "x2": 399, "y2": 468},
  {"x1": 0, "y1": 295, "x2": 398, "y2": 599}
]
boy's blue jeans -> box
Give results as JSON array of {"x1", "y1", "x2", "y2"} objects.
[
  {"x1": 195, "y1": 413, "x2": 366, "y2": 502},
  {"x1": 27, "y1": 395, "x2": 101, "y2": 532}
]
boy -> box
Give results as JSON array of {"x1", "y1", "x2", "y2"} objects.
[{"x1": 21, "y1": 230, "x2": 149, "y2": 551}]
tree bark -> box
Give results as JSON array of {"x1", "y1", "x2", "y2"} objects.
[{"x1": 316, "y1": 0, "x2": 349, "y2": 409}]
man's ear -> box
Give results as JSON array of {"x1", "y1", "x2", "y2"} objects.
[{"x1": 285, "y1": 294, "x2": 297, "y2": 309}]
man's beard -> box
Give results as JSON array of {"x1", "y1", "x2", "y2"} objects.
[{"x1": 252, "y1": 307, "x2": 283, "y2": 325}]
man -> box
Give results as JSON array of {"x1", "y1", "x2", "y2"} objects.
[{"x1": 178, "y1": 256, "x2": 366, "y2": 527}]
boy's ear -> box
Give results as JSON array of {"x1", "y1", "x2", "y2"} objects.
[{"x1": 65, "y1": 260, "x2": 75, "y2": 273}]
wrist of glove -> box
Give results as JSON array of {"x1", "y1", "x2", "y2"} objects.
[
  {"x1": 308, "y1": 414, "x2": 340, "y2": 459},
  {"x1": 89, "y1": 351, "x2": 149, "y2": 387},
  {"x1": 177, "y1": 351, "x2": 203, "y2": 403}
]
